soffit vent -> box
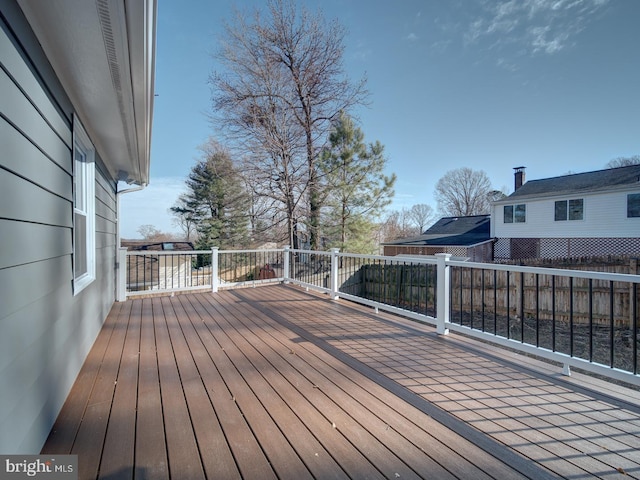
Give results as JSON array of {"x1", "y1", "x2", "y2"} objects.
[{"x1": 95, "y1": 0, "x2": 135, "y2": 163}]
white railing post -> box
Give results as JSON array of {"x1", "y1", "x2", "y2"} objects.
[
  {"x1": 211, "y1": 247, "x2": 219, "y2": 293},
  {"x1": 116, "y1": 247, "x2": 127, "y2": 302},
  {"x1": 283, "y1": 245, "x2": 290, "y2": 283},
  {"x1": 435, "y1": 253, "x2": 451, "y2": 335},
  {"x1": 330, "y1": 248, "x2": 340, "y2": 300}
]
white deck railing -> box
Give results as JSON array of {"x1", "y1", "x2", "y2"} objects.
[{"x1": 119, "y1": 246, "x2": 640, "y2": 386}]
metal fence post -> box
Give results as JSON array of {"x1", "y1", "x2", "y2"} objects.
[
  {"x1": 116, "y1": 247, "x2": 128, "y2": 302},
  {"x1": 435, "y1": 253, "x2": 451, "y2": 335},
  {"x1": 211, "y1": 247, "x2": 219, "y2": 293},
  {"x1": 330, "y1": 248, "x2": 340, "y2": 300},
  {"x1": 283, "y1": 245, "x2": 290, "y2": 283}
]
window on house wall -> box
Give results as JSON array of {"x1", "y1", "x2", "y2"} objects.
[
  {"x1": 628, "y1": 193, "x2": 640, "y2": 218},
  {"x1": 503, "y1": 205, "x2": 513, "y2": 223},
  {"x1": 555, "y1": 199, "x2": 583, "y2": 221},
  {"x1": 73, "y1": 116, "x2": 95, "y2": 294},
  {"x1": 504, "y1": 204, "x2": 526, "y2": 223}
]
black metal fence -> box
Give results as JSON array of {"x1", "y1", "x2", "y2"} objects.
[
  {"x1": 337, "y1": 256, "x2": 438, "y2": 318},
  {"x1": 448, "y1": 263, "x2": 639, "y2": 375}
]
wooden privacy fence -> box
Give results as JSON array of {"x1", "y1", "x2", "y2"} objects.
[
  {"x1": 340, "y1": 262, "x2": 438, "y2": 318},
  {"x1": 450, "y1": 267, "x2": 637, "y2": 327},
  {"x1": 341, "y1": 261, "x2": 637, "y2": 327}
]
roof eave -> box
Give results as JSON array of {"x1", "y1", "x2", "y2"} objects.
[
  {"x1": 17, "y1": 0, "x2": 157, "y2": 185},
  {"x1": 495, "y1": 182, "x2": 640, "y2": 204}
]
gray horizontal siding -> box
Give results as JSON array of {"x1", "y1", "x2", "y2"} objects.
[
  {"x1": 0, "y1": 219, "x2": 71, "y2": 270},
  {"x1": 0, "y1": 118, "x2": 72, "y2": 200},
  {"x1": 0, "y1": 67, "x2": 71, "y2": 174},
  {"x1": 0, "y1": 168, "x2": 72, "y2": 227},
  {"x1": 0, "y1": 20, "x2": 70, "y2": 146},
  {"x1": 0, "y1": 1, "x2": 119, "y2": 454}
]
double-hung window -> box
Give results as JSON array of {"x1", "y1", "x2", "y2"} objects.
[{"x1": 73, "y1": 117, "x2": 95, "y2": 294}]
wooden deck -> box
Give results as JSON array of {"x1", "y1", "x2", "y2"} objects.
[{"x1": 42, "y1": 285, "x2": 640, "y2": 479}]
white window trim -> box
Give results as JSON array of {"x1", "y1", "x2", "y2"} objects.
[
  {"x1": 73, "y1": 116, "x2": 96, "y2": 295},
  {"x1": 628, "y1": 193, "x2": 640, "y2": 218},
  {"x1": 554, "y1": 198, "x2": 584, "y2": 221},
  {"x1": 503, "y1": 204, "x2": 526, "y2": 223}
]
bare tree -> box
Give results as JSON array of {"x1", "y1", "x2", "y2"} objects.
[
  {"x1": 406, "y1": 204, "x2": 437, "y2": 233},
  {"x1": 434, "y1": 168, "x2": 493, "y2": 217},
  {"x1": 137, "y1": 225, "x2": 171, "y2": 242},
  {"x1": 210, "y1": 0, "x2": 368, "y2": 249},
  {"x1": 170, "y1": 194, "x2": 198, "y2": 241},
  {"x1": 605, "y1": 155, "x2": 640, "y2": 169},
  {"x1": 380, "y1": 208, "x2": 420, "y2": 242},
  {"x1": 486, "y1": 189, "x2": 508, "y2": 203},
  {"x1": 210, "y1": 3, "x2": 307, "y2": 248}
]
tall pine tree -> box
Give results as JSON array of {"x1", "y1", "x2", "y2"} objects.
[{"x1": 319, "y1": 112, "x2": 396, "y2": 253}]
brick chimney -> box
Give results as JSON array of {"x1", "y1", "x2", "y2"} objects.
[{"x1": 514, "y1": 166, "x2": 526, "y2": 191}]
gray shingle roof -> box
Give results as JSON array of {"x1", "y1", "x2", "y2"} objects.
[
  {"x1": 384, "y1": 215, "x2": 491, "y2": 246},
  {"x1": 503, "y1": 164, "x2": 640, "y2": 201}
]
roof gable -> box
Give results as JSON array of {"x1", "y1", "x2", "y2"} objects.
[{"x1": 505, "y1": 165, "x2": 640, "y2": 201}]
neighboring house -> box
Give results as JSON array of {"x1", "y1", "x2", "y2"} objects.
[
  {"x1": 492, "y1": 166, "x2": 640, "y2": 260},
  {"x1": 0, "y1": 0, "x2": 155, "y2": 454},
  {"x1": 383, "y1": 215, "x2": 493, "y2": 262}
]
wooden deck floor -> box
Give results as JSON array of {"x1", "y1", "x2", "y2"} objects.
[{"x1": 42, "y1": 285, "x2": 640, "y2": 479}]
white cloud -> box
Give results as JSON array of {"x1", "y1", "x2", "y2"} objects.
[
  {"x1": 405, "y1": 32, "x2": 419, "y2": 42},
  {"x1": 464, "y1": 0, "x2": 609, "y2": 58},
  {"x1": 530, "y1": 25, "x2": 569, "y2": 54},
  {"x1": 119, "y1": 177, "x2": 187, "y2": 239}
]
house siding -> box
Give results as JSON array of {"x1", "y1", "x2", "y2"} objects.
[
  {"x1": 493, "y1": 189, "x2": 640, "y2": 260},
  {"x1": 493, "y1": 190, "x2": 640, "y2": 239},
  {"x1": 0, "y1": 1, "x2": 117, "y2": 454}
]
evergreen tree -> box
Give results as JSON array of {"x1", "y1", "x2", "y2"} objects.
[
  {"x1": 183, "y1": 141, "x2": 250, "y2": 249},
  {"x1": 319, "y1": 112, "x2": 396, "y2": 253}
]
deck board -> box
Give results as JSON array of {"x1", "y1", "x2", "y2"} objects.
[
  {"x1": 154, "y1": 296, "x2": 206, "y2": 480},
  {"x1": 71, "y1": 300, "x2": 133, "y2": 480},
  {"x1": 164, "y1": 295, "x2": 274, "y2": 480},
  {"x1": 179, "y1": 294, "x2": 318, "y2": 480},
  {"x1": 98, "y1": 298, "x2": 141, "y2": 479},
  {"x1": 134, "y1": 298, "x2": 169, "y2": 480},
  {"x1": 232, "y1": 285, "x2": 640, "y2": 479},
  {"x1": 210, "y1": 299, "x2": 431, "y2": 479},
  {"x1": 206, "y1": 293, "x2": 505, "y2": 480},
  {"x1": 41, "y1": 301, "x2": 123, "y2": 456},
  {"x1": 194, "y1": 293, "x2": 392, "y2": 479},
  {"x1": 42, "y1": 285, "x2": 640, "y2": 479}
]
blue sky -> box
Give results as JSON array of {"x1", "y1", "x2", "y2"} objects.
[{"x1": 120, "y1": 0, "x2": 640, "y2": 239}]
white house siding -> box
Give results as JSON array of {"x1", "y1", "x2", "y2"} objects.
[
  {"x1": 492, "y1": 188, "x2": 640, "y2": 259},
  {"x1": 0, "y1": 1, "x2": 117, "y2": 454},
  {"x1": 493, "y1": 190, "x2": 640, "y2": 239}
]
